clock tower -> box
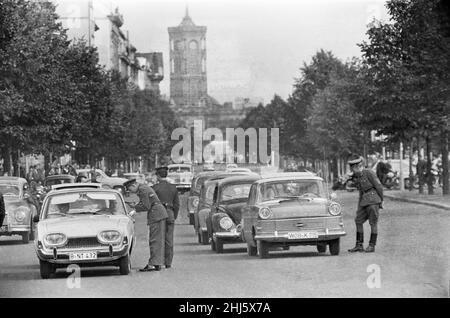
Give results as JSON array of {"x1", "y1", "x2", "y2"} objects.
[{"x1": 168, "y1": 7, "x2": 207, "y2": 108}]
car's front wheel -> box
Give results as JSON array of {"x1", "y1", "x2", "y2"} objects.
[
  {"x1": 119, "y1": 254, "x2": 131, "y2": 275},
  {"x1": 210, "y1": 236, "x2": 216, "y2": 251},
  {"x1": 215, "y1": 238, "x2": 224, "y2": 254},
  {"x1": 257, "y1": 240, "x2": 269, "y2": 259},
  {"x1": 329, "y1": 238, "x2": 340, "y2": 255},
  {"x1": 201, "y1": 230, "x2": 209, "y2": 245},
  {"x1": 247, "y1": 243, "x2": 257, "y2": 256},
  {"x1": 40, "y1": 260, "x2": 55, "y2": 279},
  {"x1": 317, "y1": 243, "x2": 327, "y2": 253},
  {"x1": 21, "y1": 231, "x2": 30, "y2": 244}
]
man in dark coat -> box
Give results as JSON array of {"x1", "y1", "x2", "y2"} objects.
[
  {"x1": 152, "y1": 166, "x2": 180, "y2": 269},
  {"x1": 124, "y1": 179, "x2": 168, "y2": 272},
  {"x1": 347, "y1": 155, "x2": 384, "y2": 253},
  {"x1": 0, "y1": 192, "x2": 5, "y2": 228}
]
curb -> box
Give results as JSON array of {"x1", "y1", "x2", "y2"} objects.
[{"x1": 384, "y1": 194, "x2": 450, "y2": 211}]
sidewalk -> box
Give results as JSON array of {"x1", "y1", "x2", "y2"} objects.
[{"x1": 384, "y1": 188, "x2": 450, "y2": 211}]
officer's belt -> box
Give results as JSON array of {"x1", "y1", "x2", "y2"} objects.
[
  {"x1": 161, "y1": 202, "x2": 174, "y2": 210},
  {"x1": 362, "y1": 187, "x2": 375, "y2": 194}
]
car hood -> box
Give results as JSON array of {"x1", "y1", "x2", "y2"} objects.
[
  {"x1": 39, "y1": 215, "x2": 129, "y2": 237},
  {"x1": 219, "y1": 200, "x2": 247, "y2": 224},
  {"x1": 262, "y1": 198, "x2": 329, "y2": 218}
]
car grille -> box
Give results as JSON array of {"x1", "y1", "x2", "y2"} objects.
[
  {"x1": 274, "y1": 217, "x2": 341, "y2": 232},
  {"x1": 64, "y1": 237, "x2": 105, "y2": 249}
]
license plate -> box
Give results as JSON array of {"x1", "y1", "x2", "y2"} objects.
[
  {"x1": 69, "y1": 252, "x2": 97, "y2": 261},
  {"x1": 287, "y1": 231, "x2": 319, "y2": 239}
]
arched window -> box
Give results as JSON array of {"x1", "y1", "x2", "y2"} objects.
[{"x1": 189, "y1": 40, "x2": 198, "y2": 50}]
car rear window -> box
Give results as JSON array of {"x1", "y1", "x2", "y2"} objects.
[
  {"x1": 0, "y1": 184, "x2": 20, "y2": 195},
  {"x1": 258, "y1": 180, "x2": 325, "y2": 201},
  {"x1": 220, "y1": 183, "x2": 252, "y2": 202}
]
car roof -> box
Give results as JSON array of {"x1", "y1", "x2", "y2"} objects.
[
  {"x1": 50, "y1": 183, "x2": 102, "y2": 191},
  {"x1": 46, "y1": 186, "x2": 120, "y2": 197},
  {"x1": 256, "y1": 172, "x2": 323, "y2": 183},
  {"x1": 168, "y1": 164, "x2": 192, "y2": 167},
  {"x1": 216, "y1": 175, "x2": 261, "y2": 186},
  {"x1": 0, "y1": 177, "x2": 27, "y2": 184}
]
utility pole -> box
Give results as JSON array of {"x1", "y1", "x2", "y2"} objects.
[{"x1": 399, "y1": 142, "x2": 404, "y2": 191}]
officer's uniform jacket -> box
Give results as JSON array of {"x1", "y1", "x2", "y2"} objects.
[
  {"x1": 134, "y1": 184, "x2": 168, "y2": 224},
  {"x1": 0, "y1": 193, "x2": 5, "y2": 216},
  {"x1": 152, "y1": 180, "x2": 180, "y2": 223},
  {"x1": 355, "y1": 169, "x2": 383, "y2": 207}
]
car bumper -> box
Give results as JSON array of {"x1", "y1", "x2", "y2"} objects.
[
  {"x1": 36, "y1": 244, "x2": 129, "y2": 265},
  {"x1": 176, "y1": 184, "x2": 191, "y2": 190},
  {"x1": 0, "y1": 224, "x2": 30, "y2": 235},
  {"x1": 254, "y1": 229, "x2": 346, "y2": 242},
  {"x1": 213, "y1": 231, "x2": 242, "y2": 242}
]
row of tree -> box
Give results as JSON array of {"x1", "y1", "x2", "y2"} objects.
[
  {"x1": 240, "y1": 0, "x2": 449, "y2": 195},
  {"x1": 0, "y1": 0, "x2": 178, "y2": 174}
]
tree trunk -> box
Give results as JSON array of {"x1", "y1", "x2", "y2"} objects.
[
  {"x1": 442, "y1": 130, "x2": 449, "y2": 196},
  {"x1": 331, "y1": 157, "x2": 339, "y2": 182},
  {"x1": 426, "y1": 135, "x2": 434, "y2": 195},
  {"x1": 409, "y1": 140, "x2": 414, "y2": 191}
]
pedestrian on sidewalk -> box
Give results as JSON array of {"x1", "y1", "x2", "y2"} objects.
[
  {"x1": 152, "y1": 166, "x2": 180, "y2": 269},
  {"x1": 347, "y1": 155, "x2": 384, "y2": 253},
  {"x1": 0, "y1": 192, "x2": 5, "y2": 228},
  {"x1": 124, "y1": 178, "x2": 168, "y2": 272}
]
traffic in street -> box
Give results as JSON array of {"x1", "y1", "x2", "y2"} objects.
[{"x1": 0, "y1": 191, "x2": 448, "y2": 298}]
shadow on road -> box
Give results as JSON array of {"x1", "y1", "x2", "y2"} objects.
[{"x1": 0, "y1": 239, "x2": 27, "y2": 246}]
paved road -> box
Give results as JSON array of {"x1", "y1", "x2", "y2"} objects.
[{"x1": 0, "y1": 192, "x2": 448, "y2": 297}]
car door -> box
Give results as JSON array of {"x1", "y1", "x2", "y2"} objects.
[{"x1": 242, "y1": 183, "x2": 257, "y2": 242}]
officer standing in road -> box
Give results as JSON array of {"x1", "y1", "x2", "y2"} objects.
[
  {"x1": 124, "y1": 178, "x2": 168, "y2": 272},
  {"x1": 0, "y1": 192, "x2": 5, "y2": 228},
  {"x1": 152, "y1": 166, "x2": 180, "y2": 269},
  {"x1": 347, "y1": 155, "x2": 384, "y2": 253}
]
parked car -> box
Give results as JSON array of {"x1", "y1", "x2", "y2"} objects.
[
  {"x1": 76, "y1": 169, "x2": 128, "y2": 193},
  {"x1": 167, "y1": 164, "x2": 194, "y2": 194},
  {"x1": 187, "y1": 171, "x2": 220, "y2": 225},
  {"x1": 225, "y1": 167, "x2": 253, "y2": 173},
  {"x1": 33, "y1": 187, "x2": 136, "y2": 279},
  {"x1": 194, "y1": 172, "x2": 260, "y2": 244},
  {"x1": 241, "y1": 172, "x2": 346, "y2": 258},
  {"x1": 208, "y1": 175, "x2": 261, "y2": 253},
  {"x1": 0, "y1": 177, "x2": 38, "y2": 243}
]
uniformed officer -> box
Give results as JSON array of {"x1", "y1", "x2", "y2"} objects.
[
  {"x1": 0, "y1": 192, "x2": 5, "y2": 228},
  {"x1": 347, "y1": 155, "x2": 384, "y2": 253},
  {"x1": 124, "y1": 178, "x2": 168, "y2": 271},
  {"x1": 152, "y1": 166, "x2": 180, "y2": 269}
]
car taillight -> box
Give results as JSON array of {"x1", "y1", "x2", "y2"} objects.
[
  {"x1": 328, "y1": 202, "x2": 342, "y2": 216},
  {"x1": 192, "y1": 197, "x2": 199, "y2": 208},
  {"x1": 258, "y1": 207, "x2": 272, "y2": 220}
]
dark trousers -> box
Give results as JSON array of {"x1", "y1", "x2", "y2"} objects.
[
  {"x1": 165, "y1": 221, "x2": 175, "y2": 266},
  {"x1": 148, "y1": 219, "x2": 166, "y2": 266},
  {"x1": 355, "y1": 204, "x2": 379, "y2": 234},
  {"x1": 0, "y1": 213, "x2": 4, "y2": 228}
]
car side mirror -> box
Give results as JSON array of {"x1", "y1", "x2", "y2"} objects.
[
  {"x1": 330, "y1": 192, "x2": 337, "y2": 200},
  {"x1": 33, "y1": 215, "x2": 40, "y2": 223},
  {"x1": 129, "y1": 209, "x2": 136, "y2": 217}
]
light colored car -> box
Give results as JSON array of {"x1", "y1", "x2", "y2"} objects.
[
  {"x1": 225, "y1": 167, "x2": 253, "y2": 173},
  {"x1": 0, "y1": 177, "x2": 38, "y2": 243},
  {"x1": 241, "y1": 173, "x2": 346, "y2": 258},
  {"x1": 33, "y1": 187, "x2": 136, "y2": 279},
  {"x1": 76, "y1": 169, "x2": 128, "y2": 192},
  {"x1": 167, "y1": 164, "x2": 194, "y2": 193},
  {"x1": 123, "y1": 173, "x2": 147, "y2": 185}
]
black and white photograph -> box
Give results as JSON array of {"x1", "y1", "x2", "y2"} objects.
[{"x1": 0, "y1": 0, "x2": 449, "y2": 301}]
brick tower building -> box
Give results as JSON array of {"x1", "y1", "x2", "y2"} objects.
[{"x1": 168, "y1": 7, "x2": 208, "y2": 108}]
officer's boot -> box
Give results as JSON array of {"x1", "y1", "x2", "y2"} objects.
[
  {"x1": 348, "y1": 232, "x2": 364, "y2": 253},
  {"x1": 365, "y1": 233, "x2": 377, "y2": 253}
]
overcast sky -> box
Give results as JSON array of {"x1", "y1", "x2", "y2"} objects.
[{"x1": 114, "y1": 0, "x2": 389, "y2": 104}]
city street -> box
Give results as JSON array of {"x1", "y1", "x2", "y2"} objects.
[{"x1": 0, "y1": 192, "x2": 448, "y2": 298}]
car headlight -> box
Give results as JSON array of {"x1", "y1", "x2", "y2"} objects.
[
  {"x1": 258, "y1": 207, "x2": 272, "y2": 220},
  {"x1": 192, "y1": 197, "x2": 199, "y2": 208},
  {"x1": 219, "y1": 216, "x2": 233, "y2": 231},
  {"x1": 14, "y1": 206, "x2": 30, "y2": 223},
  {"x1": 98, "y1": 230, "x2": 122, "y2": 244},
  {"x1": 328, "y1": 202, "x2": 342, "y2": 216},
  {"x1": 44, "y1": 233, "x2": 67, "y2": 247}
]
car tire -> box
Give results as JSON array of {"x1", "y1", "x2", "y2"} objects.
[
  {"x1": 247, "y1": 243, "x2": 257, "y2": 256},
  {"x1": 282, "y1": 246, "x2": 290, "y2": 251},
  {"x1": 189, "y1": 213, "x2": 194, "y2": 225},
  {"x1": 257, "y1": 240, "x2": 269, "y2": 259},
  {"x1": 201, "y1": 231, "x2": 209, "y2": 245},
  {"x1": 21, "y1": 232, "x2": 30, "y2": 244},
  {"x1": 29, "y1": 220, "x2": 35, "y2": 241},
  {"x1": 197, "y1": 232, "x2": 202, "y2": 244},
  {"x1": 210, "y1": 236, "x2": 216, "y2": 251},
  {"x1": 119, "y1": 254, "x2": 131, "y2": 275},
  {"x1": 317, "y1": 243, "x2": 327, "y2": 253},
  {"x1": 215, "y1": 238, "x2": 224, "y2": 254},
  {"x1": 329, "y1": 238, "x2": 340, "y2": 255},
  {"x1": 39, "y1": 260, "x2": 54, "y2": 279}
]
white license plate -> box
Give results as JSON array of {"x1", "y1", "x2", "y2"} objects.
[
  {"x1": 0, "y1": 226, "x2": 8, "y2": 233},
  {"x1": 69, "y1": 252, "x2": 97, "y2": 261},
  {"x1": 287, "y1": 231, "x2": 319, "y2": 239}
]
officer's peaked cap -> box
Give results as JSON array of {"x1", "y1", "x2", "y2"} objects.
[
  {"x1": 123, "y1": 179, "x2": 137, "y2": 189},
  {"x1": 348, "y1": 155, "x2": 363, "y2": 166}
]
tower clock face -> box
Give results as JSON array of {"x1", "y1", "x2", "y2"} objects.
[{"x1": 189, "y1": 40, "x2": 198, "y2": 50}]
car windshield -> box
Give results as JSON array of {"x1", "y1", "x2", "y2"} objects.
[
  {"x1": 46, "y1": 178, "x2": 73, "y2": 186},
  {"x1": 43, "y1": 191, "x2": 126, "y2": 219},
  {"x1": 0, "y1": 184, "x2": 20, "y2": 196},
  {"x1": 169, "y1": 167, "x2": 191, "y2": 173},
  {"x1": 220, "y1": 183, "x2": 252, "y2": 202},
  {"x1": 202, "y1": 183, "x2": 216, "y2": 204},
  {"x1": 258, "y1": 179, "x2": 325, "y2": 202}
]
